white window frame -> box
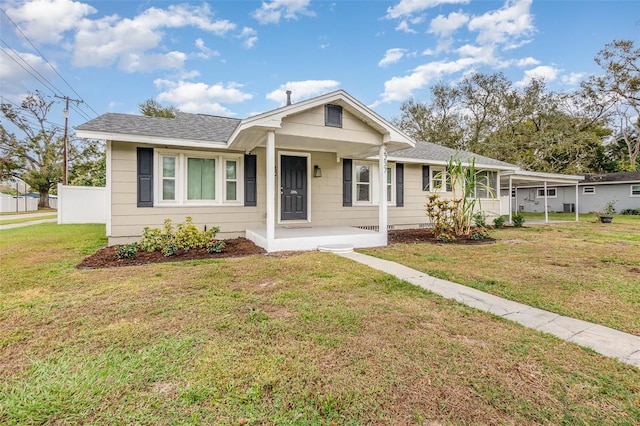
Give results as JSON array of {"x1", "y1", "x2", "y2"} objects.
[
  {"x1": 474, "y1": 170, "x2": 497, "y2": 199},
  {"x1": 537, "y1": 188, "x2": 557, "y2": 198},
  {"x1": 582, "y1": 186, "x2": 596, "y2": 195},
  {"x1": 154, "y1": 149, "x2": 243, "y2": 207},
  {"x1": 631, "y1": 184, "x2": 640, "y2": 197},
  {"x1": 386, "y1": 166, "x2": 396, "y2": 206},
  {"x1": 354, "y1": 162, "x2": 372, "y2": 205},
  {"x1": 352, "y1": 162, "x2": 395, "y2": 206},
  {"x1": 430, "y1": 167, "x2": 451, "y2": 193}
]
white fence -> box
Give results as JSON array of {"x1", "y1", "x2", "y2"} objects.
[
  {"x1": 57, "y1": 184, "x2": 107, "y2": 224},
  {"x1": 0, "y1": 193, "x2": 39, "y2": 213}
]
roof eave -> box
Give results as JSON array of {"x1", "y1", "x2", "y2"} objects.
[{"x1": 75, "y1": 129, "x2": 228, "y2": 150}]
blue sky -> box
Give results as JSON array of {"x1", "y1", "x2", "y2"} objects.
[{"x1": 1, "y1": 0, "x2": 638, "y2": 132}]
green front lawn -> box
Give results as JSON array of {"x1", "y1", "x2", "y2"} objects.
[
  {"x1": 364, "y1": 217, "x2": 640, "y2": 336},
  {"x1": 1, "y1": 224, "x2": 639, "y2": 424}
]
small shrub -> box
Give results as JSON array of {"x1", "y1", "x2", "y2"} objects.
[
  {"x1": 473, "y1": 211, "x2": 487, "y2": 228},
  {"x1": 470, "y1": 227, "x2": 490, "y2": 240},
  {"x1": 436, "y1": 232, "x2": 456, "y2": 243},
  {"x1": 512, "y1": 213, "x2": 525, "y2": 228},
  {"x1": 206, "y1": 239, "x2": 226, "y2": 253},
  {"x1": 620, "y1": 208, "x2": 640, "y2": 215},
  {"x1": 175, "y1": 217, "x2": 209, "y2": 250},
  {"x1": 116, "y1": 243, "x2": 138, "y2": 259},
  {"x1": 140, "y1": 227, "x2": 164, "y2": 252},
  {"x1": 493, "y1": 215, "x2": 505, "y2": 229},
  {"x1": 162, "y1": 241, "x2": 179, "y2": 257}
]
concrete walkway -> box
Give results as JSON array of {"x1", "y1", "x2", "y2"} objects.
[
  {"x1": 0, "y1": 212, "x2": 57, "y2": 230},
  {"x1": 338, "y1": 251, "x2": 640, "y2": 369}
]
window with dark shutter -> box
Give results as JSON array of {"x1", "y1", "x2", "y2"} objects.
[
  {"x1": 325, "y1": 104, "x2": 343, "y2": 128},
  {"x1": 396, "y1": 164, "x2": 404, "y2": 207},
  {"x1": 422, "y1": 165, "x2": 430, "y2": 191},
  {"x1": 343, "y1": 159, "x2": 352, "y2": 206},
  {"x1": 244, "y1": 154, "x2": 257, "y2": 207},
  {"x1": 137, "y1": 147, "x2": 154, "y2": 207}
]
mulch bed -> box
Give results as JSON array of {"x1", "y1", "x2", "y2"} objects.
[{"x1": 77, "y1": 229, "x2": 495, "y2": 269}]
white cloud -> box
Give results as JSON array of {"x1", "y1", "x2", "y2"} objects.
[
  {"x1": 516, "y1": 65, "x2": 559, "y2": 86},
  {"x1": 0, "y1": 50, "x2": 55, "y2": 91},
  {"x1": 395, "y1": 20, "x2": 417, "y2": 33},
  {"x1": 4, "y1": 0, "x2": 96, "y2": 44},
  {"x1": 468, "y1": 0, "x2": 534, "y2": 46},
  {"x1": 252, "y1": 0, "x2": 315, "y2": 25},
  {"x1": 428, "y1": 11, "x2": 469, "y2": 37},
  {"x1": 239, "y1": 27, "x2": 258, "y2": 49},
  {"x1": 194, "y1": 39, "x2": 220, "y2": 60},
  {"x1": 385, "y1": 0, "x2": 470, "y2": 20},
  {"x1": 154, "y1": 79, "x2": 253, "y2": 116},
  {"x1": 379, "y1": 48, "x2": 407, "y2": 67},
  {"x1": 379, "y1": 57, "x2": 478, "y2": 103},
  {"x1": 561, "y1": 72, "x2": 586, "y2": 86},
  {"x1": 73, "y1": 3, "x2": 235, "y2": 71},
  {"x1": 516, "y1": 57, "x2": 540, "y2": 67},
  {"x1": 266, "y1": 80, "x2": 341, "y2": 105}
]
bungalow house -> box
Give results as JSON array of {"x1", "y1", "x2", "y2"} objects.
[
  {"x1": 75, "y1": 90, "x2": 571, "y2": 252},
  {"x1": 510, "y1": 171, "x2": 640, "y2": 214}
]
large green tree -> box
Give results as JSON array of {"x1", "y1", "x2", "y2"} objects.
[
  {"x1": 138, "y1": 99, "x2": 179, "y2": 118},
  {"x1": 586, "y1": 39, "x2": 640, "y2": 170},
  {"x1": 393, "y1": 73, "x2": 612, "y2": 174},
  {"x1": 0, "y1": 91, "x2": 63, "y2": 207}
]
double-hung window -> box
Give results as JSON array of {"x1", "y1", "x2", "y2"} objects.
[
  {"x1": 225, "y1": 160, "x2": 238, "y2": 202},
  {"x1": 431, "y1": 168, "x2": 451, "y2": 192},
  {"x1": 156, "y1": 150, "x2": 242, "y2": 206},
  {"x1": 537, "y1": 188, "x2": 557, "y2": 198},
  {"x1": 160, "y1": 155, "x2": 178, "y2": 202},
  {"x1": 474, "y1": 171, "x2": 497, "y2": 199},
  {"x1": 631, "y1": 184, "x2": 640, "y2": 197},
  {"x1": 355, "y1": 164, "x2": 371, "y2": 202}
]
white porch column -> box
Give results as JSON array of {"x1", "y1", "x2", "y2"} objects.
[
  {"x1": 508, "y1": 176, "x2": 513, "y2": 224},
  {"x1": 543, "y1": 181, "x2": 549, "y2": 223},
  {"x1": 266, "y1": 130, "x2": 276, "y2": 251},
  {"x1": 379, "y1": 144, "x2": 388, "y2": 244},
  {"x1": 575, "y1": 183, "x2": 579, "y2": 222}
]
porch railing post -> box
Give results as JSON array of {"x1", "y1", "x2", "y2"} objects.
[{"x1": 379, "y1": 144, "x2": 387, "y2": 245}]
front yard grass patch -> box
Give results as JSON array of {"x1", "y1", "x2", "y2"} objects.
[
  {"x1": 363, "y1": 218, "x2": 640, "y2": 336},
  {"x1": 1, "y1": 224, "x2": 639, "y2": 424}
]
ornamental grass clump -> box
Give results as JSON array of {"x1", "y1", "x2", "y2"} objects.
[{"x1": 425, "y1": 155, "x2": 493, "y2": 241}]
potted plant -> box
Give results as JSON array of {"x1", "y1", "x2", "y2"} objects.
[{"x1": 595, "y1": 199, "x2": 616, "y2": 223}]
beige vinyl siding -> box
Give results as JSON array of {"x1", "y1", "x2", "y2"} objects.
[
  {"x1": 278, "y1": 106, "x2": 382, "y2": 146},
  {"x1": 109, "y1": 141, "x2": 266, "y2": 245}
]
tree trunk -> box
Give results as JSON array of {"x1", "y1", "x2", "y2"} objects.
[{"x1": 38, "y1": 189, "x2": 49, "y2": 208}]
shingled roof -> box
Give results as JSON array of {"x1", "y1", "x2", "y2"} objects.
[
  {"x1": 75, "y1": 112, "x2": 241, "y2": 143},
  {"x1": 391, "y1": 141, "x2": 517, "y2": 168},
  {"x1": 583, "y1": 171, "x2": 640, "y2": 183}
]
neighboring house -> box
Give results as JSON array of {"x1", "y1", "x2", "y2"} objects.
[
  {"x1": 75, "y1": 90, "x2": 575, "y2": 252},
  {"x1": 510, "y1": 171, "x2": 640, "y2": 214}
]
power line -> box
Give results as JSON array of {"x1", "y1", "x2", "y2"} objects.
[
  {"x1": 0, "y1": 8, "x2": 99, "y2": 118},
  {"x1": 54, "y1": 95, "x2": 83, "y2": 184}
]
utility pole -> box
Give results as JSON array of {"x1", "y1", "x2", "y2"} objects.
[{"x1": 54, "y1": 95, "x2": 83, "y2": 185}]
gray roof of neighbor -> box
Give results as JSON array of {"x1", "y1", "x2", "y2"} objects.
[
  {"x1": 75, "y1": 112, "x2": 241, "y2": 143},
  {"x1": 583, "y1": 171, "x2": 640, "y2": 183},
  {"x1": 391, "y1": 141, "x2": 516, "y2": 168}
]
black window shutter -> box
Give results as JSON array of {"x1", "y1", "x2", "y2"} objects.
[
  {"x1": 396, "y1": 163, "x2": 404, "y2": 207},
  {"x1": 422, "y1": 165, "x2": 430, "y2": 191},
  {"x1": 137, "y1": 147, "x2": 153, "y2": 207},
  {"x1": 244, "y1": 154, "x2": 257, "y2": 207},
  {"x1": 343, "y1": 159, "x2": 352, "y2": 206}
]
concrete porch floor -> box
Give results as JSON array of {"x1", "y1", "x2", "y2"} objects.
[{"x1": 246, "y1": 225, "x2": 386, "y2": 252}]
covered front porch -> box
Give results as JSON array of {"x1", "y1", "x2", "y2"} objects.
[{"x1": 246, "y1": 225, "x2": 385, "y2": 252}]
